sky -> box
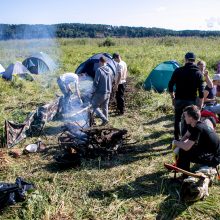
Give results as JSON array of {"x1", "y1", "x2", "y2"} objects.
[{"x1": 1, "y1": 0, "x2": 220, "y2": 31}]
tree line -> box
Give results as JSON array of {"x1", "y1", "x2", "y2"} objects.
[{"x1": 1, "y1": 23, "x2": 220, "y2": 40}]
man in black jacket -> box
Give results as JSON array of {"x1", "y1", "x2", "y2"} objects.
[{"x1": 168, "y1": 52, "x2": 204, "y2": 141}]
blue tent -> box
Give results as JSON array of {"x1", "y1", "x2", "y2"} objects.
[
  {"x1": 75, "y1": 53, "x2": 117, "y2": 78},
  {"x1": 2, "y1": 61, "x2": 34, "y2": 81},
  {"x1": 144, "y1": 61, "x2": 180, "y2": 93},
  {"x1": 22, "y1": 52, "x2": 57, "y2": 74}
]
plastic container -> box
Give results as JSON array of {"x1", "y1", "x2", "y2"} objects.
[{"x1": 25, "y1": 144, "x2": 38, "y2": 153}]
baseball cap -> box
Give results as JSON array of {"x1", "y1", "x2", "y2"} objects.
[
  {"x1": 213, "y1": 74, "x2": 220, "y2": 81},
  {"x1": 185, "y1": 52, "x2": 196, "y2": 61}
]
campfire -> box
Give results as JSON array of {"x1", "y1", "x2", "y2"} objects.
[{"x1": 55, "y1": 121, "x2": 128, "y2": 167}]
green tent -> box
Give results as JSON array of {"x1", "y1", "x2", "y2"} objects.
[{"x1": 144, "y1": 61, "x2": 180, "y2": 93}]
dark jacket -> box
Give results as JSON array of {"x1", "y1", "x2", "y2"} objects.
[{"x1": 168, "y1": 63, "x2": 204, "y2": 101}]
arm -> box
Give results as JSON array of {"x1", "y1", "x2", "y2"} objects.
[
  {"x1": 204, "y1": 89, "x2": 216, "y2": 103},
  {"x1": 180, "y1": 130, "x2": 191, "y2": 141},
  {"x1": 174, "y1": 139, "x2": 195, "y2": 151},
  {"x1": 197, "y1": 74, "x2": 205, "y2": 109},
  {"x1": 168, "y1": 71, "x2": 177, "y2": 105},
  {"x1": 93, "y1": 69, "x2": 100, "y2": 93},
  {"x1": 204, "y1": 70, "x2": 213, "y2": 88},
  {"x1": 115, "y1": 64, "x2": 122, "y2": 87},
  {"x1": 66, "y1": 83, "x2": 73, "y2": 94},
  {"x1": 75, "y1": 82, "x2": 82, "y2": 101}
]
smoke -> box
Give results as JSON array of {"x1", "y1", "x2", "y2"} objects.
[
  {"x1": 62, "y1": 75, "x2": 94, "y2": 130},
  {"x1": 0, "y1": 24, "x2": 60, "y2": 86}
]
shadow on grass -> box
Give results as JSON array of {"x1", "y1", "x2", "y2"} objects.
[
  {"x1": 143, "y1": 114, "x2": 173, "y2": 126},
  {"x1": 88, "y1": 170, "x2": 189, "y2": 219},
  {"x1": 42, "y1": 137, "x2": 173, "y2": 172},
  {"x1": 43, "y1": 125, "x2": 63, "y2": 136}
]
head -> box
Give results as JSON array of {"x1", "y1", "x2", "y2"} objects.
[
  {"x1": 185, "y1": 52, "x2": 196, "y2": 63},
  {"x1": 113, "y1": 53, "x2": 121, "y2": 63},
  {"x1": 212, "y1": 74, "x2": 220, "y2": 86},
  {"x1": 197, "y1": 60, "x2": 206, "y2": 73},
  {"x1": 183, "y1": 105, "x2": 201, "y2": 125},
  {"x1": 99, "y1": 56, "x2": 107, "y2": 66}
]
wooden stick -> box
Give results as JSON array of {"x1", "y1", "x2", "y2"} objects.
[{"x1": 164, "y1": 163, "x2": 206, "y2": 179}]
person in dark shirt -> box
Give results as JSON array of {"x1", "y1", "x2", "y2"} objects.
[
  {"x1": 168, "y1": 52, "x2": 204, "y2": 140},
  {"x1": 173, "y1": 105, "x2": 220, "y2": 172}
]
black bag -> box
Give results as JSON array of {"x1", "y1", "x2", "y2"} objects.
[{"x1": 0, "y1": 177, "x2": 35, "y2": 209}]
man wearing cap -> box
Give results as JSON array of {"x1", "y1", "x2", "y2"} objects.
[
  {"x1": 203, "y1": 74, "x2": 220, "y2": 114},
  {"x1": 113, "y1": 53, "x2": 128, "y2": 115},
  {"x1": 168, "y1": 52, "x2": 204, "y2": 141}
]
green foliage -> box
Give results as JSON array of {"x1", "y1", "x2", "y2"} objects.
[
  {"x1": 98, "y1": 37, "x2": 116, "y2": 47},
  {"x1": 3, "y1": 24, "x2": 220, "y2": 40}
]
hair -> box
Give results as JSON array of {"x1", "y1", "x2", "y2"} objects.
[
  {"x1": 112, "y1": 53, "x2": 120, "y2": 59},
  {"x1": 197, "y1": 60, "x2": 206, "y2": 67},
  {"x1": 99, "y1": 56, "x2": 107, "y2": 63},
  {"x1": 183, "y1": 105, "x2": 201, "y2": 121}
]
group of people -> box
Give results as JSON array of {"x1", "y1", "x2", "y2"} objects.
[
  {"x1": 168, "y1": 52, "x2": 220, "y2": 174},
  {"x1": 57, "y1": 53, "x2": 127, "y2": 126},
  {"x1": 57, "y1": 50, "x2": 220, "y2": 176}
]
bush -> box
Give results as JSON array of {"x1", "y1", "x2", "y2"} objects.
[{"x1": 99, "y1": 38, "x2": 116, "y2": 47}]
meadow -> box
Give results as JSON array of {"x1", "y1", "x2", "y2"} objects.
[{"x1": 0, "y1": 37, "x2": 220, "y2": 219}]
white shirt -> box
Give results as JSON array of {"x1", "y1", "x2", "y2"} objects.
[
  {"x1": 60, "y1": 72, "x2": 78, "y2": 86},
  {"x1": 116, "y1": 60, "x2": 127, "y2": 84}
]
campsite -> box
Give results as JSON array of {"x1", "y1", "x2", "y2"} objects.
[{"x1": 1, "y1": 37, "x2": 220, "y2": 219}]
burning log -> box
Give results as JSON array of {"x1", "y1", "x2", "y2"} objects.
[{"x1": 56, "y1": 125, "x2": 128, "y2": 167}]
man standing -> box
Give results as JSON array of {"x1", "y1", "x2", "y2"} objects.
[
  {"x1": 173, "y1": 105, "x2": 220, "y2": 172},
  {"x1": 113, "y1": 53, "x2": 128, "y2": 115},
  {"x1": 91, "y1": 56, "x2": 113, "y2": 126},
  {"x1": 168, "y1": 52, "x2": 204, "y2": 141}
]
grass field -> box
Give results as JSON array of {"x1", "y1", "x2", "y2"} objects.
[{"x1": 0, "y1": 37, "x2": 220, "y2": 219}]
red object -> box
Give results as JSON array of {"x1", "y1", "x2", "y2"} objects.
[
  {"x1": 164, "y1": 163, "x2": 179, "y2": 172},
  {"x1": 201, "y1": 110, "x2": 220, "y2": 123}
]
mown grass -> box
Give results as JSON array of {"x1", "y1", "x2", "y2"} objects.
[{"x1": 0, "y1": 37, "x2": 220, "y2": 219}]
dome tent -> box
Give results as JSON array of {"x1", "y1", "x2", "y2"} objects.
[
  {"x1": 2, "y1": 61, "x2": 34, "y2": 81},
  {"x1": 144, "y1": 61, "x2": 180, "y2": 93},
  {"x1": 0, "y1": 64, "x2": 5, "y2": 74},
  {"x1": 22, "y1": 52, "x2": 57, "y2": 74},
  {"x1": 75, "y1": 53, "x2": 117, "y2": 78}
]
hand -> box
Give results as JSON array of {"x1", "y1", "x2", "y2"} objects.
[{"x1": 204, "y1": 70, "x2": 209, "y2": 77}]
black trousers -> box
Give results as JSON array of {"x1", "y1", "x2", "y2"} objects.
[
  {"x1": 174, "y1": 99, "x2": 195, "y2": 140},
  {"x1": 116, "y1": 83, "x2": 126, "y2": 113},
  {"x1": 177, "y1": 147, "x2": 220, "y2": 172}
]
